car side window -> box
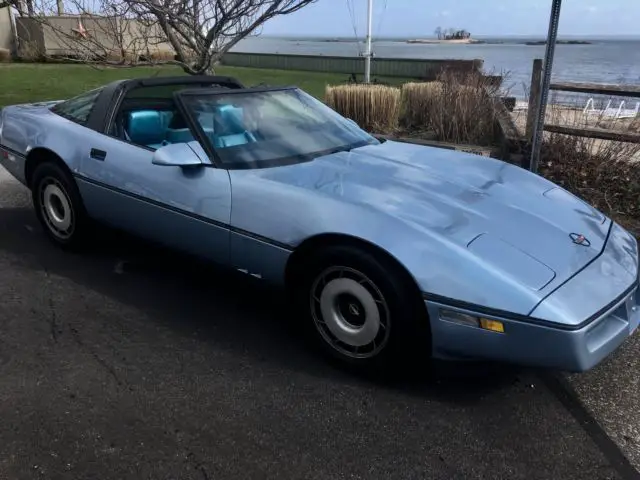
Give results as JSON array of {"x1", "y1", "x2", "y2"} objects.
[
  {"x1": 109, "y1": 85, "x2": 198, "y2": 150},
  {"x1": 117, "y1": 108, "x2": 179, "y2": 151},
  {"x1": 50, "y1": 87, "x2": 103, "y2": 126}
]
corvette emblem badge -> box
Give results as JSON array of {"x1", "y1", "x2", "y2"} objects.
[{"x1": 570, "y1": 233, "x2": 591, "y2": 247}]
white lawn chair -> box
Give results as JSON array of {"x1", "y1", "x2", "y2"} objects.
[{"x1": 584, "y1": 98, "x2": 639, "y2": 119}]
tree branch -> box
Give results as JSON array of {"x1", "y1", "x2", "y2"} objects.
[{"x1": 18, "y1": 0, "x2": 318, "y2": 74}]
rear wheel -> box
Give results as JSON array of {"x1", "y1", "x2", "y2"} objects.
[
  {"x1": 295, "y1": 245, "x2": 431, "y2": 374},
  {"x1": 31, "y1": 161, "x2": 90, "y2": 250}
]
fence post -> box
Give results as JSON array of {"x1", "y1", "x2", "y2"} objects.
[{"x1": 526, "y1": 59, "x2": 543, "y2": 142}]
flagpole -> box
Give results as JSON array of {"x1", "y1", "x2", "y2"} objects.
[{"x1": 364, "y1": 0, "x2": 373, "y2": 83}]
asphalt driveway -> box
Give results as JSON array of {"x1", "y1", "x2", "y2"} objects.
[{"x1": 0, "y1": 168, "x2": 637, "y2": 480}]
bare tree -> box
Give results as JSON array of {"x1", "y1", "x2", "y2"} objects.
[
  {"x1": 20, "y1": 0, "x2": 317, "y2": 73},
  {"x1": 434, "y1": 26, "x2": 442, "y2": 40},
  {"x1": 16, "y1": 0, "x2": 165, "y2": 65},
  {"x1": 138, "y1": 0, "x2": 317, "y2": 74},
  {"x1": 0, "y1": 0, "x2": 30, "y2": 16}
]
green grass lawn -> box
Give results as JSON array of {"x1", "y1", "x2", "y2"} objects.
[{"x1": 0, "y1": 63, "x2": 408, "y2": 107}]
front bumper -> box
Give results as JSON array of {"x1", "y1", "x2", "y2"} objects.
[
  {"x1": 427, "y1": 285, "x2": 639, "y2": 372},
  {"x1": 426, "y1": 222, "x2": 640, "y2": 372}
]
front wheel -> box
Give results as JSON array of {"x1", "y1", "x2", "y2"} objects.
[
  {"x1": 31, "y1": 161, "x2": 90, "y2": 250},
  {"x1": 297, "y1": 246, "x2": 431, "y2": 374}
]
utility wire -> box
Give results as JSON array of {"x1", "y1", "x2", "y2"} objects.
[
  {"x1": 375, "y1": 0, "x2": 388, "y2": 39},
  {"x1": 345, "y1": 0, "x2": 361, "y2": 55}
]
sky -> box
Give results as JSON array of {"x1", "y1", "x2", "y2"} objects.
[{"x1": 261, "y1": 0, "x2": 640, "y2": 38}]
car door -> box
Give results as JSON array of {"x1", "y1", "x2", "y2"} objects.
[{"x1": 74, "y1": 129, "x2": 232, "y2": 265}]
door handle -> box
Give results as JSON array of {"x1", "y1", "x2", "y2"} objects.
[{"x1": 90, "y1": 148, "x2": 107, "y2": 161}]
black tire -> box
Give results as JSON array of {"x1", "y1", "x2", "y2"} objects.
[
  {"x1": 294, "y1": 245, "x2": 431, "y2": 375},
  {"x1": 31, "y1": 161, "x2": 90, "y2": 250}
]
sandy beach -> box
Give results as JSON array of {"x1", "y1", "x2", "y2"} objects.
[{"x1": 510, "y1": 103, "x2": 640, "y2": 161}]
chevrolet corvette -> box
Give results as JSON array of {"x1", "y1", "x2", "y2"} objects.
[{"x1": 1, "y1": 75, "x2": 638, "y2": 372}]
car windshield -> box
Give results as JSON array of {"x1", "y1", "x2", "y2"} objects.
[{"x1": 181, "y1": 87, "x2": 379, "y2": 168}]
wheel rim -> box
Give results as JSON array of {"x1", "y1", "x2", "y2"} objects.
[
  {"x1": 310, "y1": 266, "x2": 391, "y2": 359},
  {"x1": 39, "y1": 178, "x2": 74, "y2": 240}
]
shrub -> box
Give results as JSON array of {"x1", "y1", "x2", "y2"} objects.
[
  {"x1": 404, "y1": 70, "x2": 503, "y2": 146},
  {"x1": 149, "y1": 50, "x2": 176, "y2": 62},
  {"x1": 539, "y1": 135, "x2": 640, "y2": 235},
  {"x1": 18, "y1": 41, "x2": 45, "y2": 62},
  {"x1": 326, "y1": 70, "x2": 508, "y2": 145},
  {"x1": 325, "y1": 84, "x2": 400, "y2": 133},
  {"x1": 533, "y1": 101, "x2": 640, "y2": 235},
  {"x1": 400, "y1": 81, "x2": 443, "y2": 129}
]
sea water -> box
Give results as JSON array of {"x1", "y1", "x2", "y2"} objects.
[{"x1": 233, "y1": 36, "x2": 640, "y2": 105}]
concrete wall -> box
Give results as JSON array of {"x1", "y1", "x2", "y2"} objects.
[
  {"x1": 0, "y1": 7, "x2": 13, "y2": 52},
  {"x1": 220, "y1": 52, "x2": 484, "y2": 80},
  {"x1": 14, "y1": 15, "x2": 173, "y2": 59},
  {"x1": 14, "y1": 17, "x2": 44, "y2": 57}
]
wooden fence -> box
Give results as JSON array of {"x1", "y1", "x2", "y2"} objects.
[{"x1": 525, "y1": 59, "x2": 640, "y2": 144}]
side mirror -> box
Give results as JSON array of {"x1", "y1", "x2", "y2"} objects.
[{"x1": 152, "y1": 142, "x2": 203, "y2": 167}]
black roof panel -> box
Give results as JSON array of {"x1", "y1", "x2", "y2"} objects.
[{"x1": 122, "y1": 75, "x2": 244, "y2": 90}]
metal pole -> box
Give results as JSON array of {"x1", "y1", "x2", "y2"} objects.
[
  {"x1": 529, "y1": 0, "x2": 562, "y2": 173},
  {"x1": 364, "y1": 0, "x2": 373, "y2": 83}
]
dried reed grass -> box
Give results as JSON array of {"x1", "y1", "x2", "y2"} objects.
[
  {"x1": 326, "y1": 71, "x2": 506, "y2": 144},
  {"x1": 325, "y1": 84, "x2": 401, "y2": 133},
  {"x1": 400, "y1": 81, "x2": 443, "y2": 129},
  {"x1": 405, "y1": 70, "x2": 502, "y2": 145}
]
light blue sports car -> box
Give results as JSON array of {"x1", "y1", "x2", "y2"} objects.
[{"x1": 1, "y1": 75, "x2": 638, "y2": 373}]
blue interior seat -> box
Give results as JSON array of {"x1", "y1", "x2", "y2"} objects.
[
  {"x1": 164, "y1": 110, "x2": 195, "y2": 144},
  {"x1": 158, "y1": 111, "x2": 174, "y2": 131},
  {"x1": 126, "y1": 110, "x2": 168, "y2": 150},
  {"x1": 212, "y1": 105, "x2": 256, "y2": 148},
  {"x1": 125, "y1": 107, "x2": 257, "y2": 150},
  {"x1": 165, "y1": 128, "x2": 195, "y2": 144}
]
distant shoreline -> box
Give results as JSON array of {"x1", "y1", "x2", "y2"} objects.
[
  {"x1": 524, "y1": 40, "x2": 592, "y2": 45},
  {"x1": 318, "y1": 37, "x2": 593, "y2": 46},
  {"x1": 406, "y1": 39, "x2": 484, "y2": 45}
]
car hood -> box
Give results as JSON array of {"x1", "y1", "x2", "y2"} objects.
[
  {"x1": 257, "y1": 140, "x2": 610, "y2": 294},
  {"x1": 13, "y1": 100, "x2": 65, "y2": 108}
]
